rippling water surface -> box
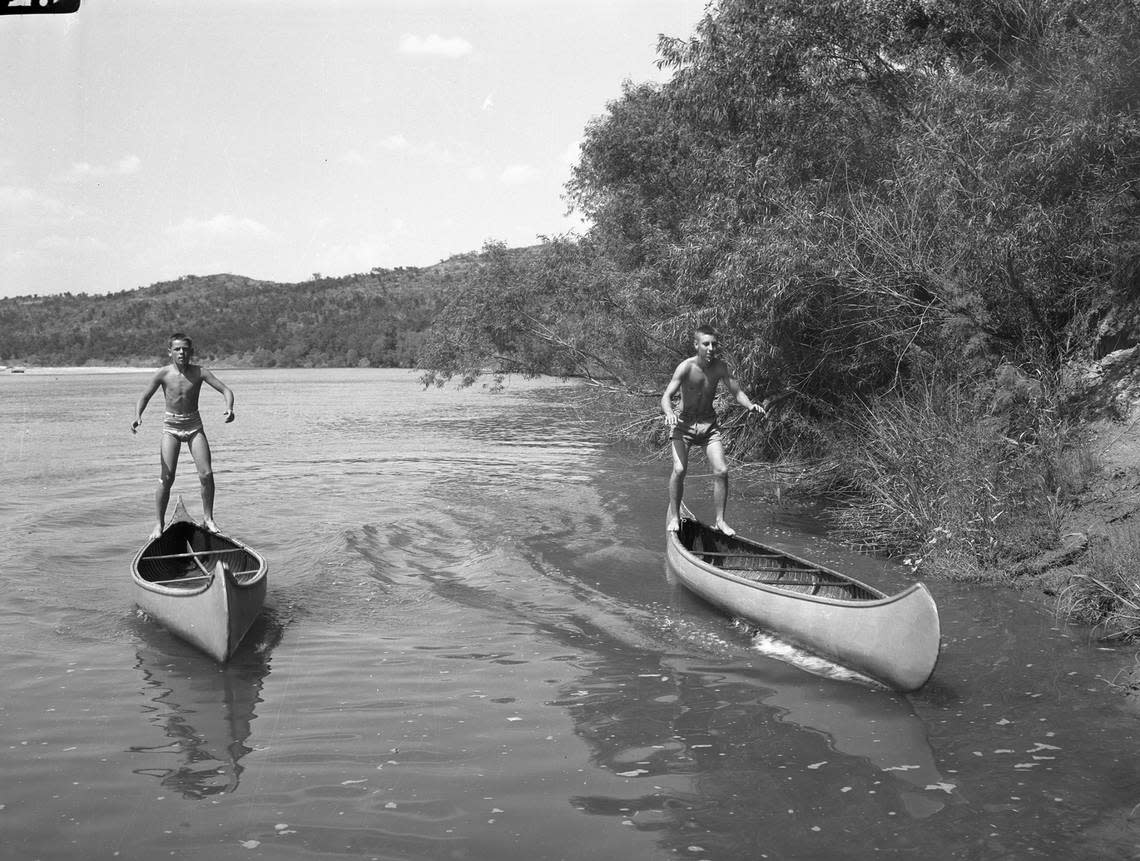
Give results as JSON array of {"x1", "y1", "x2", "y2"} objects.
[{"x1": 2, "y1": 368, "x2": 1139, "y2": 860}]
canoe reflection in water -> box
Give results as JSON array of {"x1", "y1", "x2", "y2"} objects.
[
  {"x1": 757, "y1": 666, "x2": 960, "y2": 819},
  {"x1": 567, "y1": 654, "x2": 963, "y2": 849},
  {"x1": 129, "y1": 611, "x2": 284, "y2": 799}
]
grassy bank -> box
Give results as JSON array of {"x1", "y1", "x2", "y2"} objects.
[
  {"x1": 804, "y1": 369, "x2": 1091, "y2": 582},
  {"x1": 1057, "y1": 525, "x2": 1140, "y2": 641},
  {"x1": 795, "y1": 364, "x2": 1140, "y2": 640}
]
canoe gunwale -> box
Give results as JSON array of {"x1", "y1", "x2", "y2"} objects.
[
  {"x1": 130, "y1": 500, "x2": 267, "y2": 595},
  {"x1": 670, "y1": 537, "x2": 925, "y2": 610},
  {"x1": 131, "y1": 563, "x2": 268, "y2": 598}
]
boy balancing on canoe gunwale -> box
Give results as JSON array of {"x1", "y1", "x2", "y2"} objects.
[
  {"x1": 662, "y1": 324, "x2": 765, "y2": 536},
  {"x1": 131, "y1": 333, "x2": 235, "y2": 539}
]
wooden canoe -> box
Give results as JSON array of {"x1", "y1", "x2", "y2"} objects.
[
  {"x1": 131, "y1": 497, "x2": 267, "y2": 663},
  {"x1": 665, "y1": 507, "x2": 939, "y2": 691}
]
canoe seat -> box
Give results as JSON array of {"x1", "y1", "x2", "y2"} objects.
[{"x1": 149, "y1": 575, "x2": 211, "y2": 586}]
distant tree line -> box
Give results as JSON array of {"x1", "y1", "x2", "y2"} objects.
[{"x1": 0, "y1": 256, "x2": 494, "y2": 368}]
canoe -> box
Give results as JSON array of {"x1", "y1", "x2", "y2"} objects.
[
  {"x1": 131, "y1": 497, "x2": 268, "y2": 663},
  {"x1": 665, "y1": 507, "x2": 939, "y2": 691}
]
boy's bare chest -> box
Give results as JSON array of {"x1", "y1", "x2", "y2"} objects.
[
  {"x1": 165, "y1": 369, "x2": 202, "y2": 399},
  {"x1": 682, "y1": 365, "x2": 719, "y2": 393}
]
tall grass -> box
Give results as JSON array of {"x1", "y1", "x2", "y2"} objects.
[
  {"x1": 1057, "y1": 527, "x2": 1140, "y2": 640},
  {"x1": 816, "y1": 371, "x2": 1092, "y2": 581}
]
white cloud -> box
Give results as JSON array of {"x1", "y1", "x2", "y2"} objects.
[
  {"x1": 481, "y1": 93, "x2": 494, "y2": 111},
  {"x1": 398, "y1": 33, "x2": 473, "y2": 58},
  {"x1": 340, "y1": 149, "x2": 370, "y2": 166},
  {"x1": 313, "y1": 220, "x2": 411, "y2": 274},
  {"x1": 379, "y1": 134, "x2": 411, "y2": 151},
  {"x1": 500, "y1": 164, "x2": 539, "y2": 185},
  {"x1": 1, "y1": 230, "x2": 109, "y2": 281},
  {"x1": 116, "y1": 154, "x2": 142, "y2": 174},
  {"x1": 377, "y1": 134, "x2": 469, "y2": 168},
  {"x1": 58, "y1": 154, "x2": 141, "y2": 182},
  {"x1": 420, "y1": 140, "x2": 465, "y2": 166},
  {"x1": 165, "y1": 214, "x2": 276, "y2": 245},
  {"x1": 33, "y1": 233, "x2": 110, "y2": 254},
  {"x1": 0, "y1": 185, "x2": 84, "y2": 222}
]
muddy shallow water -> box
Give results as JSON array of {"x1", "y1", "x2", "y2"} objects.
[{"x1": 2, "y1": 368, "x2": 1138, "y2": 860}]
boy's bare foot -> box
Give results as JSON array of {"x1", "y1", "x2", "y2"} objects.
[
  {"x1": 714, "y1": 520, "x2": 736, "y2": 536},
  {"x1": 148, "y1": 523, "x2": 164, "y2": 541},
  {"x1": 203, "y1": 519, "x2": 221, "y2": 534}
]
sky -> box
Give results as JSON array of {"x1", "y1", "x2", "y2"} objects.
[{"x1": 0, "y1": 0, "x2": 709, "y2": 299}]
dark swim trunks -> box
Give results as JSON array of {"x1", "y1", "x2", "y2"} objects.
[
  {"x1": 163, "y1": 411, "x2": 204, "y2": 443},
  {"x1": 671, "y1": 413, "x2": 721, "y2": 447}
]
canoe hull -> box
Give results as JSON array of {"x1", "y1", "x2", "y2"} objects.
[
  {"x1": 666, "y1": 513, "x2": 939, "y2": 691},
  {"x1": 131, "y1": 498, "x2": 267, "y2": 663}
]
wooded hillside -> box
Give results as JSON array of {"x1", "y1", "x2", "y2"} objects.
[{"x1": 0, "y1": 252, "x2": 505, "y2": 368}]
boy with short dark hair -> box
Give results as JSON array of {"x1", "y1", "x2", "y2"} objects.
[
  {"x1": 661, "y1": 324, "x2": 765, "y2": 535},
  {"x1": 132, "y1": 333, "x2": 235, "y2": 538}
]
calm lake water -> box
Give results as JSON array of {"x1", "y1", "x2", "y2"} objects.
[{"x1": 2, "y1": 367, "x2": 1139, "y2": 860}]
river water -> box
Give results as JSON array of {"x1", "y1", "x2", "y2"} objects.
[{"x1": 2, "y1": 367, "x2": 1139, "y2": 860}]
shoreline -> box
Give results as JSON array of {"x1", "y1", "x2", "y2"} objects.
[{"x1": 1, "y1": 366, "x2": 153, "y2": 375}]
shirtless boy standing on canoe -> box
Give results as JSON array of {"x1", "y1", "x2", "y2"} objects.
[
  {"x1": 662, "y1": 324, "x2": 765, "y2": 535},
  {"x1": 132, "y1": 333, "x2": 235, "y2": 539}
]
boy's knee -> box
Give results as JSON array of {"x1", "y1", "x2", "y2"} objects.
[
  {"x1": 198, "y1": 467, "x2": 214, "y2": 483},
  {"x1": 711, "y1": 464, "x2": 729, "y2": 478}
]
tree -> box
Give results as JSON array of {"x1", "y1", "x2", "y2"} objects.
[{"x1": 560, "y1": 0, "x2": 1140, "y2": 412}]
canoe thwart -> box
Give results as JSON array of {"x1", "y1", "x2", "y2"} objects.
[{"x1": 140, "y1": 548, "x2": 247, "y2": 561}]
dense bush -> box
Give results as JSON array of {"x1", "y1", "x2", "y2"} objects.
[{"x1": 420, "y1": 0, "x2": 1140, "y2": 584}]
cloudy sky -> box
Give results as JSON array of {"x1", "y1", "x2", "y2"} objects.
[{"x1": 0, "y1": 0, "x2": 707, "y2": 299}]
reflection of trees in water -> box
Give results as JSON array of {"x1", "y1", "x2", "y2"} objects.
[
  {"x1": 129, "y1": 611, "x2": 284, "y2": 799},
  {"x1": 563, "y1": 651, "x2": 959, "y2": 856}
]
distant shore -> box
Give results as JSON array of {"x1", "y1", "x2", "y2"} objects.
[{"x1": 1, "y1": 365, "x2": 153, "y2": 375}]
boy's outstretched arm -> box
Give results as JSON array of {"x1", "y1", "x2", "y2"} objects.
[
  {"x1": 726, "y1": 375, "x2": 765, "y2": 416},
  {"x1": 131, "y1": 371, "x2": 163, "y2": 433},
  {"x1": 202, "y1": 370, "x2": 236, "y2": 422}
]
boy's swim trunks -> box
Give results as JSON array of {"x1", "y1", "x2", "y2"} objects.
[
  {"x1": 163, "y1": 411, "x2": 204, "y2": 442},
  {"x1": 671, "y1": 413, "x2": 721, "y2": 447}
]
